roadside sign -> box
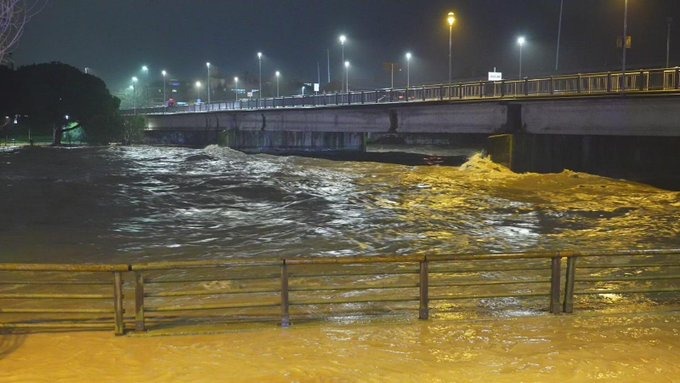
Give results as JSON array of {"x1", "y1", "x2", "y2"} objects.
[{"x1": 488, "y1": 72, "x2": 503, "y2": 81}]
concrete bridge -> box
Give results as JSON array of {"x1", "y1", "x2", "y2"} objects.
[{"x1": 136, "y1": 68, "x2": 680, "y2": 188}]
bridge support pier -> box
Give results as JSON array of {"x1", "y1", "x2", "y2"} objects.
[{"x1": 488, "y1": 133, "x2": 680, "y2": 189}]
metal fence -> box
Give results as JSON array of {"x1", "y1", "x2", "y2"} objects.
[
  {"x1": 1, "y1": 249, "x2": 677, "y2": 335},
  {"x1": 126, "y1": 67, "x2": 680, "y2": 116}
]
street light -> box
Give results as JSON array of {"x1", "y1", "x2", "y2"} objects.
[
  {"x1": 161, "y1": 70, "x2": 167, "y2": 108},
  {"x1": 405, "y1": 52, "x2": 412, "y2": 89},
  {"x1": 621, "y1": 0, "x2": 628, "y2": 91},
  {"x1": 257, "y1": 52, "x2": 263, "y2": 106},
  {"x1": 517, "y1": 36, "x2": 526, "y2": 79},
  {"x1": 195, "y1": 81, "x2": 202, "y2": 103},
  {"x1": 206, "y1": 62, "x2": 211, "y2": 105},
  {"x1": 275, "y1": 71, "x2": 280, "y2": 97},
  {"x1": 667, "y1": 17, "x2": 673, "y2": 68},
  {"x1": 141, "y1": 66, "x2": 149, "y2": 107},
  {"x1": 339, "y1": 34, "x2": 347, "y2": 92},
  {"x1": 447, "y1": 12, "x2": 455, "y2": 85},
  {"x1": 131, "y1": 76, "x2": 138, "y2": 113},
  {"x1": 555, "y1": 0, "x2": 564, "y2": 72},
  {"x1": 234, "y1": 77, "x2": 239, "y2": 103},
  {"x1": 344, "y1": 61, "x2": 350, "y2": 93}
]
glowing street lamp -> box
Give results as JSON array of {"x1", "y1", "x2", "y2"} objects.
[
  {"x1": 234, "y1": 77, "x2": 239, "y2": 103},
  {"x1": 161, "y1": 70, "x2": 167, "y2": 107},
  {"x1": 517, "y1": 36, "x2": 526, "y2": 79},
  {"x1": 339, "y1": 34, "x2": 347, "y2": 92},
  {"x1": 206, "y1": 62, "x2": 211, "y2": 105},
  {"x1": 195, "y1": 81, "x2": 202, "y2": 103},
  {"x1": 131, "y1": 76, "x2": 138, "y2": 113},
  {"x1": 257, "y1": 52, "x2": 263, "y2": 105},
  {"x1": 141, "y1": 66, "x2": 149, "y2": 107},
  {"x1": 344, "y1": 61, "x2": 350, "y2": 93},
  {"x1": 447, "y1": 12, "x2": 455, "y2": 85},
  {"x1": 275, "y1": 71, "x2": 281, "y2": 98},
  {"x1": 405, "y1": 52, "x2": 412, "y2": 89}
]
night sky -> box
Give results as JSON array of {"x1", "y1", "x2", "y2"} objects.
[{"x1": 11, "y1": 0, "x2": 680, "y2": 95}]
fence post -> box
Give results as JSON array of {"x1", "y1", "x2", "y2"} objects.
[
  {"x1": 577, "y1": 74, "x2": 582, "y2": 94},
  {"x1": 549, "y1": 76, "x2": 555, "y2": 95},
  {"x1": 419, "y1": 258, "x2": 429, "y2": 320},
  {"x1": 524, "y1": 78, "x2": 529, "y2": 96},
  {"x1": 549, "y1": 257, "x2": 562, "y2": 314},
  {"x1": 563, "y1": 256, "x2": 577, "y2": 313},
  {"x1": 422, "y1": 86, "x2": 426, "y2": 101},
  {"x1": 361, "y1": 91, "x2": 365, "y2": 104},
  {"x1": 675, "y1": 67, "x2": 680, "y2": 89},
  {"x1": 639, "y1": 70, "x2": 645, "y2": 91},
  {"x1": 439, "y1": 85, "x2": 444, "y2": 101},
  {"x1": 607, "y1": 72, "x2": 612, "y2": 92},
  {"x1": 501, "y1": 80, "x2": 505, "y2": 97},
  {"x1": 113, "y1": 271, "x2": 125, "y2": 335},
  {"x1": 281, "y1": 260, "x2": 290, "y2": 327},
  {"x1": 134, "y1": 271, "x2": 145, "y2": 332},
  {"x1": 459, "y1": 83, "x2": 463, "y2": 99}
]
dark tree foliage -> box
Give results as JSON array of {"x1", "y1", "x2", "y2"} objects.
[{"x1": 7, "y1": 62, "x2": 121, "y2": 145}]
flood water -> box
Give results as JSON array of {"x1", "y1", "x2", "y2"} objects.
[{"x1": 0, "y1": 145, "x2": 678, "y2": 382}]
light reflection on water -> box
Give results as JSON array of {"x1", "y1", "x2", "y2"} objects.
[{"x1": 0, "y1": 145, "x2": 677, "y2": 263}]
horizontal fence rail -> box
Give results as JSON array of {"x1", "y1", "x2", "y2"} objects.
[
  {"x1": 124, "y1": 67, "x2": 680, "y2": 116},
  {"x1": 0, "y1": 249, "x2": 678, "y2": 335}
]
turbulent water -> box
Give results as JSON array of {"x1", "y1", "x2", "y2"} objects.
[
  {"x1": 0, "y1": 145, "x2": 679, "y2": 382},
  {"x1": 0, "y1": 145, "x2": 678, "y2": 263}
]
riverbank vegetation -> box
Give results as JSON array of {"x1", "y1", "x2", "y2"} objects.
[{"x1": 0, "y1": 62, "x2": 143, "y2": 146}]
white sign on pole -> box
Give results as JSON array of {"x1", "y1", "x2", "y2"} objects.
[
  {"x1": 314, "y1": 83, "x2": 320, "y2": 92},
  {"x1": 488, "y1": 72, "x2": 503, "y2": 81}
]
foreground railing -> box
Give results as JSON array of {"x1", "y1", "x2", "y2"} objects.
[
  {"x1": 125, "y1": 67, "x2": 680, "y2": 116},
  {"x1": 0, "y1": 249, "x2": 678, "y2": 335}
]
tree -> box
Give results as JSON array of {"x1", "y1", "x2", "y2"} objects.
[
  {"x1": 0, "y1": 0, "x2": 46, "y2": 65},
  {"x1": 14, "y1": 62, "x2": 121, "y2": 145}
]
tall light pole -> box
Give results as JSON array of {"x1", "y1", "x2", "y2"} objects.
[
  {"x1": 195, "y1": 81, "x2": 202, "y2": 103},
  {"x1": 161, "y1": 70, "x2": 167, "y2": 108},
  {"x1": 257, "y1": 52, "x2": 263, "y2": 106},
  {"x1": 339, "y1": 34, "x2": 347, "y2": 92},
  {"x1": 555, "y1": 0, "x2": 564, "y2": 72},
  {"x1": 621, "y1": 0, "x2": 628, "y2": 91},
  {"x1": 447, "y1": 12, "x2": 455, "y2": 85},
  {"x1": 141, "y1": 65, "x2": 149, "y2": 107},
  {"x1": 131, "y1": 76, "x2": 138, "y2": 114},
  {"x1": 344, "y1": 61, "x2": 350, "y2": 93},
  {"x1": 667, "y1": 17, "x2": 672, "y2": 67},
  {"x1": 206, "y1": 62, "x2": 211, "y2": 105},
  {"x1": 234, "y1": 77, "x2": 239, "y2": 103},
  {"x1": 405, "y1": 52, "x2": 412, "y2": 89},
  {"x1": 275, "y1": 71, "x2": 280, "y2": 97},
  {"x1": 517, "y1": 36, "x2": 526, "y2": 79}
]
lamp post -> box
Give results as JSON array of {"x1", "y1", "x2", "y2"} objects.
[
  {"x1": 131, "y1": 76, "x2": 138, "y2": 114},
  {"x1": 339, "y1": 34, "x2": 346, "y2": 92},
  {"x1": 405, "y1": 52, "x2": 412, "y2": 89},
  {"x1": 447, "y1": 12, "x2": 455, "y2": 86},
  {"x1": 344, "y1": 61, "x2": 350, "y2": 93},
  {"x1": 667, "y1": 17, "x2": 672, "y2": 67},
  {"x1": 161, "y1": 70, "x2": 167, "y2": 108},
  {"x1": 621, "y1": 0, "x2": 628, "y2": 91},
  {"x1": 141, "y1": 66, "x2": 148, "y2": 107},
  {"x1": 555, "y1": 0, "x2": 564, "y2": 72},
  {"x1": 206, "y1": 62, "x2": 211, "y2": 105},
  {"x1": 195, "y1": 81, "x2": 202, "y2": 104},
  {"x1": 275, "y1": 71, "x2": 280, "y2": 97},
  {"x1": 234, "y1": 77, "x2": 239, "y2": 103},
  {"x1": 517, "y1": 36, "x2": 526, "y2": 79},
  {"x1": 257, "y1": 52, "x2": 262, "y2": 106}
]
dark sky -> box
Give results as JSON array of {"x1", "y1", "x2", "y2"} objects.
[{"x1": 11, "y1": 0, "x2": 680, "y2": 94}]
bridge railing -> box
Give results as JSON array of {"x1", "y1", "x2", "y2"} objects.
[
  {"x1": 124, "y1": 67, "x2": 680, "y2": 116},
  {"x1": 166, "y1": 68, "x2": 680, "y2": 113},
  {"x1": 1, "y1": 249, "x2": 678, "y2": 335}
]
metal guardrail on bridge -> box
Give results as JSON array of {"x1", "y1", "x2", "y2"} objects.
[
  {"x1": 126, "y1": 67, "x2": 680, "y2": 116},
  {"x1": 0, "y1": 249, "x2": 678, "y2": 335}
]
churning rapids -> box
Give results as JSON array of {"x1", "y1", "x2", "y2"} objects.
[
  {"x1": 0, "y1": 145, "x2": 679, "y2": 383},
  {"x1": 0, "y1": 145, "x2": 678, "y2": 263}
]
